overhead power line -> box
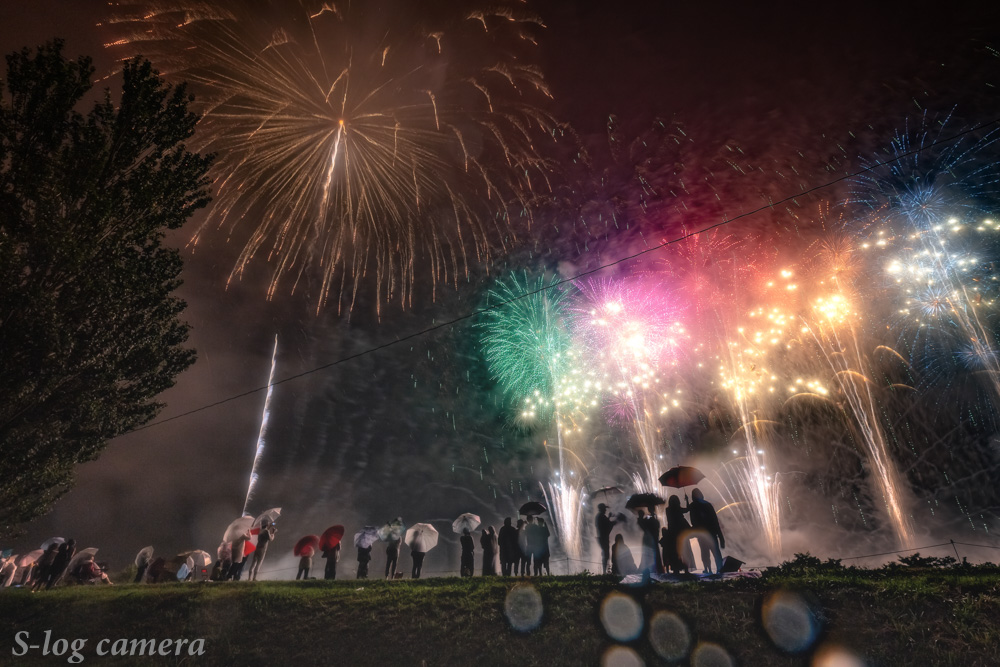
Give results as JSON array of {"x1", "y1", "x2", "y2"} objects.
[{"x1": 126, "y1": 117, "x2": 1000, "y2": 435}]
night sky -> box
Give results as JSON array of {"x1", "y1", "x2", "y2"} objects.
[{"x1": 3, "y1": 0, "x2": 1000, "y2": 576}]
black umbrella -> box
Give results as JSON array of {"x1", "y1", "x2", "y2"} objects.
[
  {"x1": 658, "y1": 466, "x2": 706, "y2": 489},
  {"x1": 589, "y1": 486, "x2": 625, "y2": 501},
  {"x1": 625, "y1": 493, "x2": 665, "y2": 511},
  {"x1": 519, "y1": 501, "x2": 548, "y2": 516}
]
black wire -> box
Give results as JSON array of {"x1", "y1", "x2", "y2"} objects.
[{"x1": 125, "y1": 117, "x2": 1000, "y2": 435}]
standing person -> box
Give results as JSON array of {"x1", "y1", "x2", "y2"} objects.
[
  {"x1": 46, "y1": 540, "x2": 75, "y2": 589},
  {"x1": 356, "y1": 545, "x2": 371, "y2": 579},
  {"x1": 526, "y1": 517, "x2": 545, "y2": 576},
  {"x1": 688, "y1": 488, "x2": 726, "y2": 574},
  {"x1": 134, "y1": 550, "x2": 151, "y2": 584},
  {"x1": 489, "y1": 527, "x2": 501, "y2": 576},
  {"x1": 537, "y1": 519, "x2": 551, "y2": 575},
  {"x1": 385, "y1": 535, "x2": 401, "y2": 580},
  {"x1": 229, "y1": 532, "x2": 249, "y2": 581},
  {"x1": 663, "y1": 495, "x2": 693, "y2": 574},
  {"x1": 595, "y1": 504, "x2": 618, "y2": 574},
  {"x1": 498, "y1": 518, "x2": 518, "y2": 576},
  {"x1": 480, "y1": 528, "x2": 494, "y2": 575},
  {"x1": 460, "y1": 529, "x2": 475, "y2": 577},
  {"x1": 410, "y1": 546, "x2": 425, "y2": 579},
  {"x1": 637, "y1": 509, "x2": 663, "y2": 575},
  {"x1": 32, "y1": 544, "x2": 59, "y2": 590},
  {"x1": 523, "y1": 516, "x2": 540, "y2": 575},
  {"x1": 249, "y1": 521, "x2": 277, "y2": 581},
  {"x1": 322, "y1": 542, "x2": 341, "y2": 580},
  {"x1": 296, "y1": 547, "x2": 313, "y2": 580},
  {"x1": 515, "y1": 519, "x2": 528, "y2": 575}
]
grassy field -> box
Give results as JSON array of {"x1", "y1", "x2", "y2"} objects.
[{"x1": 2, "y1": 564, "x2": 999, "y2": 666}]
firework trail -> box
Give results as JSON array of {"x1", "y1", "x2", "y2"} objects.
[
  {"x1": 105, "y1": 0, "x2": 557, "y2": 311},
  {"x1": 541, "y1": 480, "x2": 584, "y2": 570},
  {"x1": 243, "y1": 334, "x2": 279, "y2": 516},
  {"x1": 478, "y1": 272, "x2": 598, "y2": 562},
  {"x1": 716, "y1": 311, "x2": 789, "y2": 559},
  {"x1": 803, "y1": 293, "x2": 916, "y2": 548}
]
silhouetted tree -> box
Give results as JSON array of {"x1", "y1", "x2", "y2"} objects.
[{"x1": 0, "y1": 41, "x2": 212, "y2": 534}]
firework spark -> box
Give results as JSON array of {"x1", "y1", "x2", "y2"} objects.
[{"x1": 106, "y1": 0, "x2": 557, "y2": 311}]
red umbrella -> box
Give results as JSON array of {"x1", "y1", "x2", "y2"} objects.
[
  {"x1": 319, "y1": 525, "x2": 345, "y2": 551},
  {"x1": 658, "y1": 466, "x2": 706, "y2": 489},
  {"x1": 294, "y1": 535, "x2": 320, "y2": 557},
  {"x1": 243, "y1": 540, "x2": 257, "y2": 557}
]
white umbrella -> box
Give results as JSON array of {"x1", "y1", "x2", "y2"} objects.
[
  {"x1": 404, "y1": 523, "x2": 439, "y2": 552},
  {"x1": 135, "y1": 546, "x2": 154, "y2": 567},
  {"x1": 452, "y1": 513, "x2": 481, "y2": 534},
  {"x1": 40, "y1": 537, "x2": 65, "y2": 550},
  {"x1": 223, "y1": 516, "x2": 255, "y2": 543},
  {"x1": 253, "y1": 508, "x2": 281, "y2": 528},
  {"x1": 354, "y1": 526, "x2": 380, "y2": 549},
  {"x1": 17, "y1": 550, "x2": 44, "y2": 568},
  {"x1": 181, "y1": 550, "x2": 212, "y2": 569},
  {"x1": 57, "y1": 548, "x2": 98, "y2": 585}
]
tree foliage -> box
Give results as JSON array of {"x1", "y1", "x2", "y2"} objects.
[{"x1": 0, "y1": 41, "x2": 212, "y2": 534}]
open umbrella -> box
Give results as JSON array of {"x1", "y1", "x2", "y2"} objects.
[
  {"x1": 294, "y1": 535, "x2": 320, "y2": 557},
  {"x1": 253, "y1": 507, "x2": 281, "y2": 528},
  {"x1": 319, "y1": 525, "x2": 346, "y2": 551},
  {"x1": 589, "y1": 486, "x2": 625, "y2": 501},
  {"x1": 519, "y1": 501, "x2": 548, "y2": 516},
  {"x1": 452, "y1": 513, "x2": 481, "y2": 534},
  {"x1": 17, "y1": 550, "x2": 43, "y2": 568},
  {"x1": 182, "y1": 550, "x2": 212, "y2": 570},
  {"x1": 243, "y1": 540, "x2": 257, "y2": 557},
  {"x1": 135, "y1": 546, "x2": 154, "y2": 567},
  {"x1": 404, "y1": 524, "x2": 439, "y2": 552},
  {"x1": 354, "y1": 526, "x2": 380, "y2": 549},
  {"x1": 658, "y1": 466, "x2": 706, "y2": 489},
  {"x1": 57, "y1": 548, "x2": 98, "y2": 585},
  {"x1": 40, "y1": 537, "x2": 65, "y2": 550},
  {"x1": 625, "y1": 493, "x2": 666, "y2": 511},
  {"x1": 223, "y1": 516, "x2": 255, "y2": 543},
  {"x1": 377, "y1": 518, "x2": 405, "y2": 541},
  {"x1": 183, "y1": 551, "x2": 213, "y2": 581}
]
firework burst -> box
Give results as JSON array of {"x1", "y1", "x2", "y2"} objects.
[{"x1": 106, "y1": 0, "x2": 557, "y2": 311}]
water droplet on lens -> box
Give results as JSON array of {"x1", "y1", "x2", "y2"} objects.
[
  {"x1": 812, "y1": 643, "x2": 866, "y2": 667},
  {"x1": 762, "y1": 590, "x2": 821, "y2": 653},
  {"x1": 602, "y1": 645, "x2": 645, "y2": 667},
  {"x1": 504, "y1": 583, "x2": 543, "y2": 632},
  {"x1": 600, "y1": 592, "x2": 644, "y2": 641},
  {"x1": 649, "y1": 610, "x2": 691, "y2": 661},
  {"x1": 691, "y1": 641, "x2": 734, "y2": 667}
]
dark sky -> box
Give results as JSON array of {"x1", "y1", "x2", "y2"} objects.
[{"x1": 3, "y1": 0, "x2": 1000, "y2": 575}]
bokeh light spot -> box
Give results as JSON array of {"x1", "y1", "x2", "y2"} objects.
[
  {"x1": 761, "y1": 590, "x2": 821, "y2": 653},
  {"x1": 602, "y1": 645, "x2": 645, "y2": 667},
  {"x1": 812, "y1": 643, "x2": 867, "y2": 667},
  {"x1": 648, "y1": 610, "x2": 692, "y2": 661},
  {"x1": 504, "y1": 583, "x2": 543, "y2": 632},
  {"x1": 600, "y1": 592, "x2": 644, "y2": 641},
  {"x1": 691, "y1": 641, "x2": 734, "y2": 667}
]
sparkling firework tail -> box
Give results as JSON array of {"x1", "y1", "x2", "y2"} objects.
[
  {"x1": 540, "y1": 479, "x2": 584, "y2": 570},
  {"x1": 805, "y1": 298, "x2": 916, "y2": 549},
  {"x1": 243, "y1": 334, "x2": 279, "y2": 516}
]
